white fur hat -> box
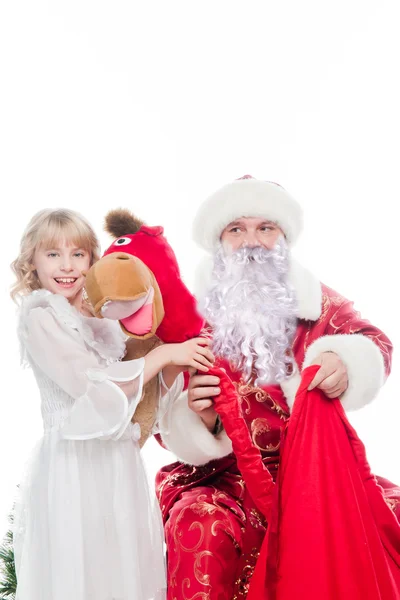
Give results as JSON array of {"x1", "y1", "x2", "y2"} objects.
[{"x1": 192, "y1": 175, "x2": 303, "y2": 251}]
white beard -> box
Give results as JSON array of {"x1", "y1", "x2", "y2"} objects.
[{"x1": 201, "y1": 240, "x2": 298, "y2": 386}]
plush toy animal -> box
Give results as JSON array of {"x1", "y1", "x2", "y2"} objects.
[{"x1": 85, "y1": 209, "x2": 204, "y2": 446}]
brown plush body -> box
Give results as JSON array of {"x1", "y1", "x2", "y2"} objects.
[
  {"x1": 85, "y1": 210, "x2": 167, "y2": 448},
  {"x1": 86, "y1": 209, "x2": 203, "y2": 447},
  {"x1": 86, "y1": 253, "x2": 164, "y2": 447},
  {"x1": 124, "y1": 336, "x2": 163, "y2": 447}
]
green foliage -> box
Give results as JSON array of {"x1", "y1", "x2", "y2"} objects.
[{"x1": 0, "y1": 517, "x2": 16, "y2": 600}]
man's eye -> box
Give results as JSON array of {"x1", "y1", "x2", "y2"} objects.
[
  {"x1": 229, "y1": 227, "x2": 241, "y2": 233},
  {"x1": 74, "y1": 252, "x2": 85, "y2": 257}
]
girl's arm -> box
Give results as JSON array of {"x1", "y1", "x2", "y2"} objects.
[
  {"x1": 23, "y1": 306, "x2": 146, "y2": 440},
  {"x1": 22, "y1": 300, "x2": 213, "y2": 441},
  {"x1": 117, "y1": 338, "x2": 214, "y2": 397}
]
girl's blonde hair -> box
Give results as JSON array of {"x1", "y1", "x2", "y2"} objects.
[{"x1": 11, "y1": 209, "x2": 101, "y2": 301}]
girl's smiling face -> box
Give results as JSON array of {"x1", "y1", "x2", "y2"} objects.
[{"x1": 32, "y1": 241, "x2": 91, "y2": 302}]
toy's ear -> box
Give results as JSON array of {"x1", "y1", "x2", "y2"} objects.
[{"x1": 104, "y1": 209, "x2": 144, "y2": 238}]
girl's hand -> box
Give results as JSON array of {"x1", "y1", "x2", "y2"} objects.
[{"x1": 169, "y1": 338, "x2": 215, "y2": 372}]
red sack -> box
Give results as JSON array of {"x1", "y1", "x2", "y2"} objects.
[{"x1": 213, "y1": 365, "x2": 400, "y2": 600}]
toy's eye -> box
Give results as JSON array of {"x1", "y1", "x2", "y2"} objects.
[{"x1": 114, "y1": 237, "x2": 131, "y2": 246}]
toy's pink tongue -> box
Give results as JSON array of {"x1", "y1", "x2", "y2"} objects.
[{"x1": 120, "y1": 302, "x2": 153, "y2": 336}]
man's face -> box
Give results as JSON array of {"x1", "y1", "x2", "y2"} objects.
[{"x1": 220, "y1": 217, "x2": 284, "y2": 251}]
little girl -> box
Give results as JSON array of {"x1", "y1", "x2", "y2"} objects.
[{"x1": 11, "y1": 208, "x2": 213, "y2": 600}]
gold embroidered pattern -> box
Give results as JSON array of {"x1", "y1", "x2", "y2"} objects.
[
  {"x1": 236, "y1": 380, "x2": 288, "y2": 420},
  {"x1": 319, "y1": 293, "x2": 345, "y2": 324},
  {"x1": 385, "y1": 497, "x2": 400, "y2": 513},
  {"x1": 251, "y1": 418, "x2": 281, "y2": 453},
  {"x1": 248, "y1": 508, "x2": 268, "y2": 530},
  {"x1": 233, "y1": 548, "x2": 260, "y2": 599},
  {"x1": 169, "y1": 489, "x2": 242, "y2": 597},
  {"x1": 157, "y1": 466, "x2": 198, "y2": 499}
]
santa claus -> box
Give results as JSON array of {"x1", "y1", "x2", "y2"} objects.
[{"x1": 156, "y1": 175, "x2": 397, "y2": 599}]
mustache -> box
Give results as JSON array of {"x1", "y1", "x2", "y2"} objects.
[
  {"x1": 225, "y1": 244, "x2": 279, "y2": 262},
  {"x1": 218, "y1": 241, "x2": 290, "y2": 271}
]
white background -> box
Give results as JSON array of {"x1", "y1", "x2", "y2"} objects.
[{"x1": 0, "y1": 0, "x2": 399, "y2": 538}]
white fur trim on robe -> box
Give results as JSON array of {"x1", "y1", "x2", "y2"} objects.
[
  {"x1": 159, "y1": 390, "x2": 232, "y2": 466},
  {"x1": 158, "y1": 333, "x2": 386, "y2": 466},
  {"x1": 302, "y1": 334, "x2": 386, "y2": 411},
  {"x1": 280, "y1": 367, "x2": 302, "y2": 412}
]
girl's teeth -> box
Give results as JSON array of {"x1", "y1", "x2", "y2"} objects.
[{"x1": 56, "y1": 278, "x2": 76, "y2": 283}]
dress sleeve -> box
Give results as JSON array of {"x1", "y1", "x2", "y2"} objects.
[
  {"x1": 24, "y1": 306, "x2": 145, "y2": 441},
  {"x1": 152, "y1": 370, "x2": 185, "y2": 436}
]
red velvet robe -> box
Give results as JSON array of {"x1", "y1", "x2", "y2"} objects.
[
  {"x1": 213, "y1": 364, "x2": 400, "y2": 599},
  {"x1": 156, "y1": 285, "x2": 397, "y2": 600}
]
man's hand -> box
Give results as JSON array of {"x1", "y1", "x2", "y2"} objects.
[
  {"x1": 188, "y1": 373, "x2": 221, "y2": 432},
  {"x1": 308, "y1": 351, "x2": 349, "y2": 398}
]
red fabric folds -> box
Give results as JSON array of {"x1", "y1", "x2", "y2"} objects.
[
  {"x1": 212, "y1": 366, "x2": 275, "y2": 519},
  {"x1": 212, "y1": 365, "x2": 400, "y2": 600}
]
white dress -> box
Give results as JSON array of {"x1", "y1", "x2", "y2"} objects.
[{"x1": 13, "y1": 289, "x2": 175, "y2": 600}]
